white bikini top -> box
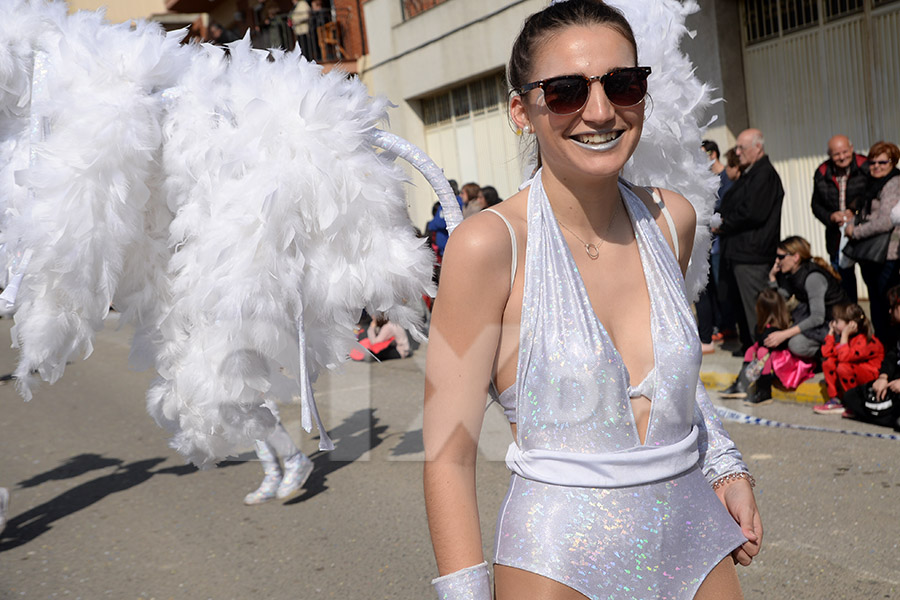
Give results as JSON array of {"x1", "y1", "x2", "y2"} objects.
[{"x1": 483, "y1": 188, "x2": 677, "y2": 423}]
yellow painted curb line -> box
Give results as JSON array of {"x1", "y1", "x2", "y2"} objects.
[{"x1": 700, "y1": 372, "x2": 827, "y2": 404}]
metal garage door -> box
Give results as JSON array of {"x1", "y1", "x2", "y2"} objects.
[{"x1": 741, "y1": 0, "x2": 900, "y2": 278}]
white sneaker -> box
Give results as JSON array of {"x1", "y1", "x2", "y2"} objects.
[
  {"x1": 0, "y1": 487, "x2": 9, "y2": 533},
  {"x1": 276, "y1": 454, "x2": 313, "y2": 500},
  {"x1": 243, "y1": 472, "x2": 282, "y2": 505}
]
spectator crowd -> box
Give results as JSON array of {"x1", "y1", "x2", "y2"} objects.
[{"x1": 703, "y1": 129, "x2": 900, "y2": 431}]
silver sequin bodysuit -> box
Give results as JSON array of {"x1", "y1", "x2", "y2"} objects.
[{"x1": 493, "y1": 170, "x2": 748, "y2": 600}]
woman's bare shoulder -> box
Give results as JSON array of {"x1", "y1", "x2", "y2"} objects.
[
  {"x1": 446, "y1": 189, "x2": 527, "y2": 251},
  {"x1": 441, "y1": 191, "x2": 524, "y2": 276}
]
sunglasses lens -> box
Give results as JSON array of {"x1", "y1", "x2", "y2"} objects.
[
  {"x1": 535, "y1": 68, "x2": 650, "y2": 115},
  {"x1": 604, "y1": 69, "x2": 648, "y2": 107},
  {"x1": 543, "y1": 77, "x2": 590, "y2": 115}
]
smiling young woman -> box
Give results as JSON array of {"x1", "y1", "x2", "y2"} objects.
[{"x1": 423, "y1": 2, "x2": 762, "y2": 599}]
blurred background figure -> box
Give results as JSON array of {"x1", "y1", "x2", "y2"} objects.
[
  {"x1": 291, "y1": 0, "x2": 314, "y2": 57},
  {"x1": 208, "y1": 21, "x2": 238, "y2": 44},
  {"x1": 810, "y1": 134, "x2": 869, "y2": 303},
  {"x1": 350, "y1": 315, "x2": 411, "y2": 361},
  {"x1": 481, "y1": 186, "x2": 501, "y2": 209},
  {"x1": 717, "y1": 128, "x2": 784, "y2": 356},
  {"x1": 842, "y1": 141, "x2": 900, "y2": 346},
  {"x1": 460, "y1": 182, "x2": 482, "y2": 219}
]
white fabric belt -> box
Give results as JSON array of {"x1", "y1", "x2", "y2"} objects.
[{"x1": 505, "y1": 425, "x2": 700, "y2": 488}]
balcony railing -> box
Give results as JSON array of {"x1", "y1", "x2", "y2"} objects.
[{"x1": 206, "y1": 8, "x2": 361, "y2": 66}]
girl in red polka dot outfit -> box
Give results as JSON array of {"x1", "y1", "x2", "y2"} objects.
[{"x1": 815, "y1": 303, "x2": 885, "y2": 414}]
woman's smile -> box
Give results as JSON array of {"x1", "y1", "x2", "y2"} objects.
[{"x1": 570, "y1": 129, "x2": 624, "y2": 151}]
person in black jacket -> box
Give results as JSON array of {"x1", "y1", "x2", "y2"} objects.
[
  {"x1": 716, "y1": 128, "x2": 784, "y2": 352},
  {"x1": 810, "y1": 134, "x2": 869, "y2": 302}
]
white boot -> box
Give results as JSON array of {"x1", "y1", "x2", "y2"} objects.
[
  {"x1": 244, "y1": 441, "x2": 282, "y2": 505},
  {"x1": 276, "y1": 452, "x2": 313, "y2": 500}
]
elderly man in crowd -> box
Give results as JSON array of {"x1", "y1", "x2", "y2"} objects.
[
  {"x1": 810, "y1": 134, "x2": 869, "y2": 302},
  {"x1": 717, "y1": 128, "x2": 785, "y2": 353}
]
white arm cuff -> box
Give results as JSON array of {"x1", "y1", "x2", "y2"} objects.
[{"x1": 432, "y1": 561, "x2": 491, "y2": 600}]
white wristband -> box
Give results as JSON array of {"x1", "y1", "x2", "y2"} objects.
[{"x1": 432, "y1": 561, "x2": 492, "y2": 600}]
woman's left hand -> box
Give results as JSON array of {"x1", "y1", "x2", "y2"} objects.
[
  {"x1": 764, "y1": 329, "x2": 790, "y2": 348},
  {"x1": 717, "y1": 478, "x2": 763, "y2": 566}
]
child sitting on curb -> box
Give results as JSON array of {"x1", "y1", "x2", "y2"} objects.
[
  {"x1": 841, "y1": 286, "x2": 900, "y2": 429},
  {"x1": 721, "y1": 289, "x2": 816, "y2": 405},
  {"x1": 814, "y1": 303, "x2": 884, "y2": 414}
]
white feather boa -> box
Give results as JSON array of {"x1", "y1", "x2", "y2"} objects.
[
  {"x1": 606, "y1": 0, "x2": 719, "y2": 302},
  {"x1": 0, "y1": 2, "x2": 435, "y2": 467},
  {"x1": 0, "y1": 3, "x2": 189, "y2": 396},
  {"x1": 149, "y1": 38, "x2": 434, "y2": 466}
]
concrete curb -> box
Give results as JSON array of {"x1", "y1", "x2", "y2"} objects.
[{"x1": 700, "y1": 371, "x2": 828, "y2": 404}]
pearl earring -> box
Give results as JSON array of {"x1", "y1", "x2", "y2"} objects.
[{"x1": 523, "y1": 124, "x2": 532, "y2": 134}]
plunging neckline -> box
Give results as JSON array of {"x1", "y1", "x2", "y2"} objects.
[
  {"x1": 551, "y1": 183, "x2": 659, "y2": 388},
  {"x1": 548, "y1": 182, "x2": 660, "y2": 445}
]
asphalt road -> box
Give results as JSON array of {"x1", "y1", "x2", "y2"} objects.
[{"x1": 0, "y1": 317, "x2": 898, "y2": 599}]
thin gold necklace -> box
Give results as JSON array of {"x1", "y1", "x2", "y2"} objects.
[{"x1": 557, "y1": 199, "x2": 621, "y2": 260}]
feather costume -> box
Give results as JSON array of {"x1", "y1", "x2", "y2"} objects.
[
  {"x1": 607, "y1": 0, "x2": 719, "y2": 302},
  {"x1": 0, "y1": 0, "x2": 717, "y2": 467},
  {"x1": 0, "y1": 0, "x2": 436, "y2": 467}
]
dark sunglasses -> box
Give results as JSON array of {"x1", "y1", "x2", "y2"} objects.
[
  {"x1": 871, "y1": 159, "x2": 892, "y2": 166},
  {"x1": 517, "y1": 66, "x2": 651, "y2": 115},
  {"x1": 775, "y1": 253, "x2": 790, "y2": 260}
]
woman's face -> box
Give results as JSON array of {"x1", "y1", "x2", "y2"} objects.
[
  {"x1": 510, "y1": 24, "x2": 643, "y2": 183},
  {"x1": 869, "y1": 152, "x2": 895, "y2": 179},
  {"x1": 775, "y1": 248, "x2": 801, "y2": 274}
]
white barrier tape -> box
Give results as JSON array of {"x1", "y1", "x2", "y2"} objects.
[{"x1": 715, "y1": 406, "x2": 900, "y2": 441}]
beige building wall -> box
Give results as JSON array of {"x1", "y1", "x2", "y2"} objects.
[
  {"x1": 361, "y1": 0, "x2": 543, "y2": 229},
  {"x1": 66, "y1": 0, "x2": 168, "y2": 22}
]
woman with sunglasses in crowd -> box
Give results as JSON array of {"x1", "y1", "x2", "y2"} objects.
[
  {"x1": 843, "y1": 141, "x2": 900, "y2": 345},
  {"x1": 724, "y1": 236, "x2": 846, "y2": 399},
  {"x1": 423, "y1": 1, "x2": 761, "y2": 598}
]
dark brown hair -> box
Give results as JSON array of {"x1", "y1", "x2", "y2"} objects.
[
  {"x1": 724, "y1": 147, "x2": 740, "y2": 169},
  {"x1": 889, "y1": 284, "x2": 900, "y2": 310},
  {"x1": 755, "y1": 288, "x2": 791, "y2": 334},
  {"x1": 832, "y1": 303, "x2": 873, "y2": 341},
  {"x1": 778, "y1": 236, "x2": 842, "y2": 282},
  {"x1": 507, "y1": 0, "x2": 638, "y2": 91}
]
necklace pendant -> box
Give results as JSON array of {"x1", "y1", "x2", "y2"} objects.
[{"x1": 584, "y1": 243, "x2": 600, "y2": 259}]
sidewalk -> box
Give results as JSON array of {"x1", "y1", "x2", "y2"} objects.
[{"x1": 700, "y1": 340, "x2": 828, "y2": 404}]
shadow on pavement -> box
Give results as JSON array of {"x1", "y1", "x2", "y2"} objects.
[
  {"x1": 390, "y1": 428, "x2": 423, "y2": 456},
  {"x1": 286, "y1": 408, "x2": 386, "y2": 504},
  {"x1": 0, "y1": 453, "x2": 244, "y2": 552},
  {"x1": 17, "y1": 453, "x2": 124, "y2": 488},
  {"x1": 0, "y1": 409, "x2": 387, "y2": 547}
]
